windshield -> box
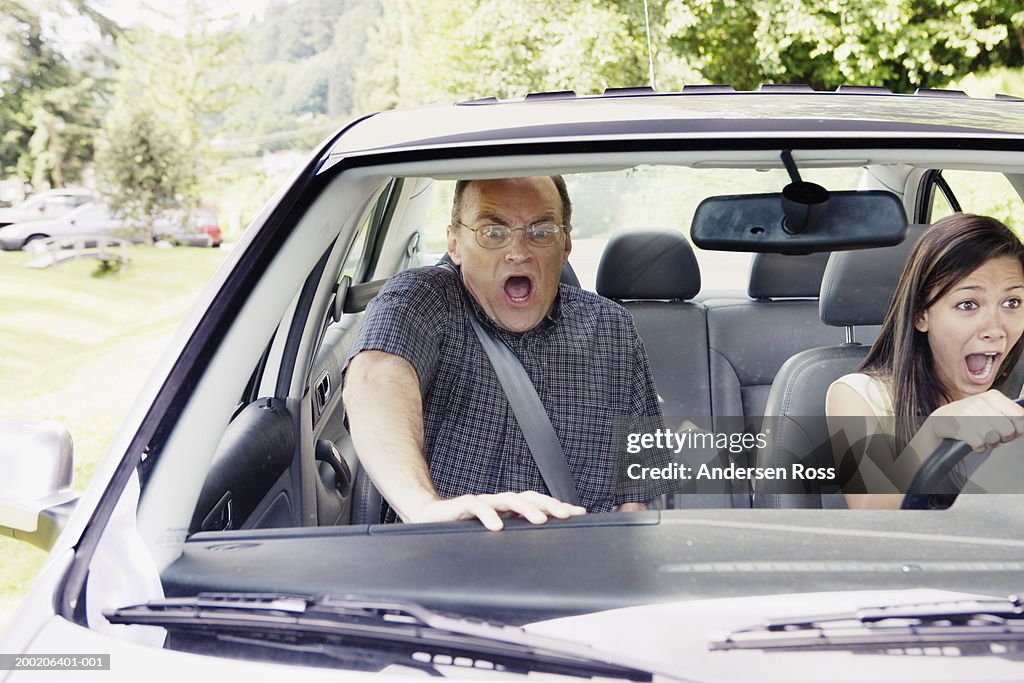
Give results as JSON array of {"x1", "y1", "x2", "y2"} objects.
[{"x1": 52, "y1": 146, "x2": 1024, "y2": 679}]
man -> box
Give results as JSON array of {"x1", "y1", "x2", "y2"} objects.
[{"x1": 343, "y1": 176, "x2": 665, "y2": 530}]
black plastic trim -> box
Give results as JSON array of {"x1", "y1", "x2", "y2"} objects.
[
  {"x1": 362, "y1": 177, "x2": 405, "y2": 282},
  {"x1": 524, "y1": 90, "x2": 578, "y2": 101},
  {"x1": 915, "y1": 169, "x2": 941, "y2": 224},
  {"x1": 330, "y1": 134, "x2": 1024, "y2": 174},
  {"x1": 935, "y1": 172, "x2": 962, "y2": 213},
  {"x1": 276, "y1": 248, "x2": 332, "y2": 398},
  {"x1": 459, "y1": 87, "x2": 1024, "y2": 105}
]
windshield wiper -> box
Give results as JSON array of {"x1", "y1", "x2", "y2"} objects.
[
  {"x1": 105, "y1": 593, "x2": 656, "y2": 680},
  {"x1": 710, "y1": 596, "x2": 1024, "y2": 653}
]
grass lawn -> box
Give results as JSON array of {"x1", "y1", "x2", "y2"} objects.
[{"x1": 0, "y1": 245, "x2": 228, "y2": 633}]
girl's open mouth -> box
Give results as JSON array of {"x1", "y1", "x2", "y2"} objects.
[{"x1": 965, "y1": 352, "x2": 1000, "y2": 383}]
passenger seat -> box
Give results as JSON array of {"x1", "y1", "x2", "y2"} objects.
[{"x1": 705, "y1": 252, "x2": 840, "y2": 429}]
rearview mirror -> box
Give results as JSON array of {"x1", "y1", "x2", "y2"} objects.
[
  {"x1": 690, "y1": 190, "x2": 907, "y2": 254},
  {"x1": 0, "y1": 420, "x2": 80, "y2": 551}
]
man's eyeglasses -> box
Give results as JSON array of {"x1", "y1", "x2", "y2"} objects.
[{"x1": 453, "y1": 221, "x2": 567, "y2": 249}]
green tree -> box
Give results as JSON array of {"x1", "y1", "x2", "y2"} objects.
[
  {"x1": 221, "y1": 0, "x2": 380, "y2": 148},
  {"x1": 22, "y1": 79, "x2": 104, "y2": 188},
  {"x1": 354, "y1": 0, "x2": 685, "y2": 110},
  {"x1": 108, "y1": 1, "x2": 244, "y2": 208},
  {"x1": 94, "y1": 102, "x2": 190, "y2": 244},
  {"x1": 661, "y1": 0, "x2": 1024, "y2": 91},
  {"x1": 352, "y1": 0, "x2": 1024, "y2": 107},
  {"x1": 0, "y1": 0, "x2": 116, "y2": 184}
]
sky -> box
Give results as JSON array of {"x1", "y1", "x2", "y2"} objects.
[
  {"x1": 93, "y1": 0, "x2": 278, "y2": 28},
  {"x1": 48, "y1": 0, "x2": 281, "y2": 49}
]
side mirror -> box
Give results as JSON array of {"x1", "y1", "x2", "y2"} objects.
[{"x1": 0, "y1": 420, "x2": 80, "y2": 551}]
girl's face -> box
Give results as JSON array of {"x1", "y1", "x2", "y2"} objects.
[{"x1": 916, "y1": 256, "x2": 1024, "y2": 402}]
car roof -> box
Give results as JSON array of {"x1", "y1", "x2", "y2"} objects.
[
  {"x1": 29, "y1": 187, "x2": 95, "y2": 197},
  {"x1": 327, "y1": 89, "x2": 1024, "y2": 158}
]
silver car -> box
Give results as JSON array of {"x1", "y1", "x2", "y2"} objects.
[
  {"x1": 0, "y1": 202, "x2": 213, "y2": 251},
  {"x1": 0, "y1": 188, "x2": 95, "y2": 229},
  {"x1": 3, "y1": 87, "x2": 1024, "y2": 681}
]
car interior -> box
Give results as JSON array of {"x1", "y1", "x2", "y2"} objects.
[
  {"x1": 118, "y1": 149, "x2": 1024, "y2": 623},
  {"x1": 174, "y1": 157, "x2": 1024, "y2": 536}
]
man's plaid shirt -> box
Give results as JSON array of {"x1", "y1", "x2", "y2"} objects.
[{"x1": 346, "y1": 265, "x2": 668, "y2": 523}]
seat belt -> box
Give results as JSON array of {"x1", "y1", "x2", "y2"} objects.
[{"x1": 467, "y1": 314, "x2": 582, "y2": 507}]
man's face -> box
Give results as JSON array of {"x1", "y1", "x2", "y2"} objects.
[{"x1": 448, "y1": 177, "x2": 572, "y2": 333}]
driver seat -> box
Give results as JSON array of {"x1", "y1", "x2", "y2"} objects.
[{"x1": 752, "y1": 225, "x2": 926, "y2": 509}]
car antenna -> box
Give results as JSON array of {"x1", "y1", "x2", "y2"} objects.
[{"x1": 642, "y1": 0, "x2": 658, "y2": 91}]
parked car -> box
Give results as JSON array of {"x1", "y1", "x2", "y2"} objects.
[
  {"x1": 0, "y1": 187, "x2": 95, "y2": 228},
  {"x1": 193, "y1": 208, "x2": 222, "y2": 247},
  {"x1": 0, "y1": 202, "x2": 216, "y2": 251},
  {"x1": 3, "y1": 87, "x2": 1024, "y2": 681}
]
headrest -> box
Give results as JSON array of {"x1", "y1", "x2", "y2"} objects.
[
  {"x1": 596, "y1": 230, "x2": 700, "y2": 300},
  {"x1": 559, "y1": 261, "x2": 581, "y2": 288},
  {"x1": 819, "y1": 224, "x2": 927, "y2": 327},
  {"x1": 748, "y1": 252, "x2": 830, "y2": 299}
]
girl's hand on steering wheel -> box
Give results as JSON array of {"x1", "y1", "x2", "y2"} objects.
[{"x1": 928, "y1": 390, "x2": 1024, "y2": 453}]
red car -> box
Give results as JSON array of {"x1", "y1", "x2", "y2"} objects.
[{"x1": 193, "y1": 208, "x2": 222, "y2": 247}]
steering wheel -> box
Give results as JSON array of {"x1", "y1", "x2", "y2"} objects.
[{"x1": 900, "y1": 397, "x2": 1024, "y2": 509}]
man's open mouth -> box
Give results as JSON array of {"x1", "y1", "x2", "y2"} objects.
[
  {"x1": 965, "y1": 352, "x2": 1000, "y2": 382},
  {"x1": 503, "y1": 275, "x2": 533, "y2": 304}
]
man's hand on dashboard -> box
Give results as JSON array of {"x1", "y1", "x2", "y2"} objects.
[{"x1": 405, "y1": 490, "x2": 587, "y2": 531}]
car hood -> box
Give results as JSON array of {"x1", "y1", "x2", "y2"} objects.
[
  {"x1": 10, "y1": 588, "x2": 1020, "y2": 683},
  {"x1": 524, "y1": 589, "x2": 1024, "y2": 682}
]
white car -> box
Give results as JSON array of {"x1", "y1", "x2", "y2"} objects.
[
  {"x1": 0, "y1": 202, "x2": 213, "y2": 250},
  {"x1": 3, "y1": 87, "x2": 1024, "y2": 681},
  {"x1": 0, "y1": 188, "x2": 94, "y2": 230}
]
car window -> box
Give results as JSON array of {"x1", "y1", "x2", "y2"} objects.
[
  {"x1": 393, "y1": 166, "x2": 866, "y2": 292},
  {"x1": 76, "y1": 204, "x2": 111, "y2": 221},
  {"x1": 43, "y1": 195, "x2": 82, "y2": 212},
  {"x1": 191, "y1": 158, "x2": 929, "y2": 548},
  {"x1": 340, "y1": 207, "x2": 374, "y2": 284},
  {"x1": 930, "y1": 169, "x2": 1024, "y2": 230}
]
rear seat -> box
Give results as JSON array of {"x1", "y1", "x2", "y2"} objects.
[
  {"x1": 597, "y1": 231, "x2": 742, "y2": 508},
  {"x1": 704, "y1": 252, "x2": 845, "y2": 444},
  {"x1": 692, "y1": 253, "x2": 842, "y2": 504},
  {"x1": 594, "y1": 234, "x2": 891, "y2": 507}
]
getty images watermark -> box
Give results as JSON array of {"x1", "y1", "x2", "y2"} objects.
[
  {"x1": 622, "y1": 426, "x2": 835, "y2": 484},
  {"x1": 615, "y1": 415, "x2": 1024, "y2": 496}
]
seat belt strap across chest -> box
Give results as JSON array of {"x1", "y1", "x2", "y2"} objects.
[{"x1": 467, "y1": 314, "x2": 582, "y2": 507}]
